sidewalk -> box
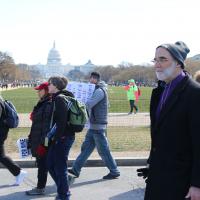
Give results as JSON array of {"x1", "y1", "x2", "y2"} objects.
[
  {"x1": 0, "y1": 157, "x2": 147, "y2": 168},
  {"x1": 18, "y1": 112, "x2": 150, "y2": 127},
  {"x1": 0, "y1": 167, "x2": 145, "y2": 200}
]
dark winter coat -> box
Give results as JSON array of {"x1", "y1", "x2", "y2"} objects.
[
  {"x1": 51, "y1": 90, "x2": 75, "y2": 141},
  {"x1": 29, "y1": 95, "x2": 52, "y2": 157},
  {"x1": 145, "y1": 75, "x2": 200, "y2": 200},
  {"x1": 0, "y1": 98, "x2": 9, "y2": 144}
]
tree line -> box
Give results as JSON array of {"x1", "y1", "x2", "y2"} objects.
[
  {"x1": 1, "y1": 50, "x2": 200, "y2": 84},
  {"x1": 68, "y1": 59, "x2": 200, "y2": 85},
  {"x1": 0, "y1": 51, "x2": 41, "y2": 82}
]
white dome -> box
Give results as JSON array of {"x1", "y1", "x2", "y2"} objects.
[{"x1": 47, "y1": 41, "x2": 61, "y2": 65}]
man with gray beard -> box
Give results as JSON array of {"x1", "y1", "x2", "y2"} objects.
[{"x1": 137, "y1": 41, "x2": 200, "y2": 200}]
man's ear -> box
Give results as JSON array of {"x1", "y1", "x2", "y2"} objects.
[{"x1": 176, "y1": 62, "x2": 181, "y2": 68}]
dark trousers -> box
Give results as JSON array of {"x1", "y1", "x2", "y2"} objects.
[
  {"x1": 129, "y1": 100, "x2": 138, "y2": 113},
  {"x1": 47, "y1": 136, "x2": 75, "y2": 200},
  {"x1": 0, "y1": 138, "x2": 20, "y2": 176},
  {"x1": 36, "y1": 155, "x2": 48, "y2": 189}
]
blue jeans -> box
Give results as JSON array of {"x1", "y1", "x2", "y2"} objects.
[
  {"x1": 47, "y1": 136, "x2": 75, "y2": 200},
  {"x1": 72, "y1": 129, "x2": 119, "y2": 176}
]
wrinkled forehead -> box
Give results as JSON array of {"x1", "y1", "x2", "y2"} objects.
[{"x1": 155, "y1": 47, "x2": 173, "y2": 59}]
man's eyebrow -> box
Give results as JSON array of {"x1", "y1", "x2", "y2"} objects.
[
  {"x1": 158, "y1": 56, "x2": 168, "y2": 59},
  {"x1": 153, "y1": 56, "x2": 168, "y2": 60}
]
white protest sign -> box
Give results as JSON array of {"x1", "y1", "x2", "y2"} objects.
[
  {"x1": 66, "y1": 82, "x2": 95, "y2": 104},
  {"x1": 66, "y1": 82, "x2": 95, "y2": 129},
  {"x1": 17, "y1": 138, "x2": 31, "y2": 158}
]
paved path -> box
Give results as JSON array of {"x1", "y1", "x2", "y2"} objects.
[
  {"x1": 18, "y1": 113, "x2": 150, "y2": 127},
  {"x1": 0, "y1": 167, "x2": 145, "y2": 200}
]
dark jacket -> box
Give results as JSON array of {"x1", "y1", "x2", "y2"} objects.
[
  {"x1": 145, "y1": 75, "x2": 200, "y2": 200},
  {"x1": 29, "y1": 94, "x2": 52, "y2": 157},
  {"x1": 52, "y1": 90, "x2": 75, "y2": 141},
  {"x1": 0, "y1": 98, "x2": 9, "y2": 144}
]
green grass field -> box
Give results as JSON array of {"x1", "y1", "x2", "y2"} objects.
[
  {"x1": 109, "y1": 86, "x2": 152, "y2": 112},
  {"x1": 1, "y1": 88, "x2": 38, "y2": 113},
  {"x1": 1, "y1": 86, "x2": 152, "y2": 113},
  {"x1": 1, "y1": 87, "x2": 152, "y2": 154},
  {"x1": 6, "y1": 126, "x2": 151, "y2": 154}
]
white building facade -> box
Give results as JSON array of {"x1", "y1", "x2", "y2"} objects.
[{"x1": 36, "y1": 41, "x2": 97, "y2": 78}]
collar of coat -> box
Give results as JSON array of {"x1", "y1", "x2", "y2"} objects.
[{"x1": 150, "y1": 74, "x2": 190, "y2": 130}]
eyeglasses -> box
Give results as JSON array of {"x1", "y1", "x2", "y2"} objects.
[{"x1": 151, "y1": 57, "x2": 169, "y2": 64}]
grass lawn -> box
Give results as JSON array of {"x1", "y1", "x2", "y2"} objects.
[
  {"x1": 1, "y1": 86, "x2": 153, "y2": 113},
  {"x1": 109, "y1": 86, "x2": 152, "y2": 112},
  {"x1": 1, "y1": 88, "x2": 38, "y2": 113},
  {"x1": 2, "y1": 87, "x2": 152, "y2": 157},
  {"x1": 5, "y1": 126, "x2": 151, "y2": 154}
]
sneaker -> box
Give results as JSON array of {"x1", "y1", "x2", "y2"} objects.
[
  {"x1": 68, "y1": 174, "x2": 75, "y2": 186},
  {"x1": 128, "y1": 112, "x2": 133, "y2": 115},
  {"x1": 103, "y1": 173, "x2": 120, "y2": 180},
  {"x1": 26, "y1": 187, "x2": 45, "y2": 195},
  {"x1": 68, "y1": 168, "x2": 79, "y2": 178},
  {"x1": 55, "y1": 191, "x2": 71, "y2": 200},
  {"x1": 14, "y1": 170, "x2": 27, "y2": 186}
]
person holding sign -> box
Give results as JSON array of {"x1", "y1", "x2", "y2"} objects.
[
  {"x1": 68, "y1": 72, "x2": 120, "y2": 180},
  {"x1": 26, "y1": 82, "x2": 52, "y2": 195}
]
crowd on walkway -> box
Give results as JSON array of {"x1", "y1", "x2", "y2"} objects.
[{"x1": 1, "y1": 41, "x2": 200, "y2": 200}]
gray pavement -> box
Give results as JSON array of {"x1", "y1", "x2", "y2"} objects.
[
  {"x1": 0, "y1": 157, "x2": 147, "y2": 168},
  {"x1": 0, "y1": 167, "x2": 145, "y2": 200},
  {"x1": 18, "y1": 113, "x2": 150, "y2": 128}
]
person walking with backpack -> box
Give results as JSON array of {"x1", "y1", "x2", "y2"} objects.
[
  {"x1": 68, "y1": 72, "x2": 120, "y2": 180},
  {"x1": 25, "y1": 82, "x2": 52, "y2": 195},
  {"x1": 47, "y1": 76, "x2": 75, "y2": 200},
  {"x1": 0, "y1": 96, "x2": 27, "y2": 185}
]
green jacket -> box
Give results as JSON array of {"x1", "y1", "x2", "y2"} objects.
[{"x1": 127, "y1": 85, "x2": 138, "y2": 100}]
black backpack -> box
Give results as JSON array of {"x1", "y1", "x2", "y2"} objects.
[{"x1": 1, "y1": 100, "x2": 19, "y2": 128}]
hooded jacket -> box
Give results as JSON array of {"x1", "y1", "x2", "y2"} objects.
[
  {"x1": 125, "y1": 79, "x2": 138, "y2": 100},
  {"x1": 52, "y1": 90, "x2": 75, "y2": 141},
  {"x1": 29, "y1": 94, "x2": 52, "y2": 157}
]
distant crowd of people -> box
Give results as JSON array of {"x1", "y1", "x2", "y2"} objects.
[{"x1": 0, "y1": 81, "x2": 41, "y2": 90}]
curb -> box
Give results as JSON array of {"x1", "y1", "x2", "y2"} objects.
[{"x1": 0, "y1": 157, "x2": 147, "y2": 168}]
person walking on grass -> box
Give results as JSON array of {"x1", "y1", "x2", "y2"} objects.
[
  {"x1": 0, "y1": 96, "x2": 27, "y2": 186},
  {"x1": 26, "y1": 82, "x2": 52, "y2": 195},
  {"x1": 124, "y1": 79, "x2": 138, "y2": 114},
  {"x1": 68, "y1": 72, "x2": 120, "y2": 180}
]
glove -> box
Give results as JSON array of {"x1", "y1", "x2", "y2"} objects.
[
  {"x1": 36, "y1": 145, "x2": 47, "y2": 157},
  {"x1": 137, "y1": 167, "x2": 149, "y2": 182}
]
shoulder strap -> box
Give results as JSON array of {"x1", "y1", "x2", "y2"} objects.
[
  {"x1": 49, "y1": 101, "x2": 55, "y2": 129},
  {"x1": 0, "y1": 100, "x2": 6, "y2": 118}
]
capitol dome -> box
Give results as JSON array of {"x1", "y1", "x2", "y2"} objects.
[{"x1": 47, "y1": 41, "x2": 61, "y2": 65}]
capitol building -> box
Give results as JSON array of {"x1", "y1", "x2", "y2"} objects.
[{"x1": 36, "y1": 41, "x2": 97, "y2": 78}]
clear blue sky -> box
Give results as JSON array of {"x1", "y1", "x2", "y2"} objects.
[{"x1": 0, "y1": 0, "x2": 199, "y2": 66}]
